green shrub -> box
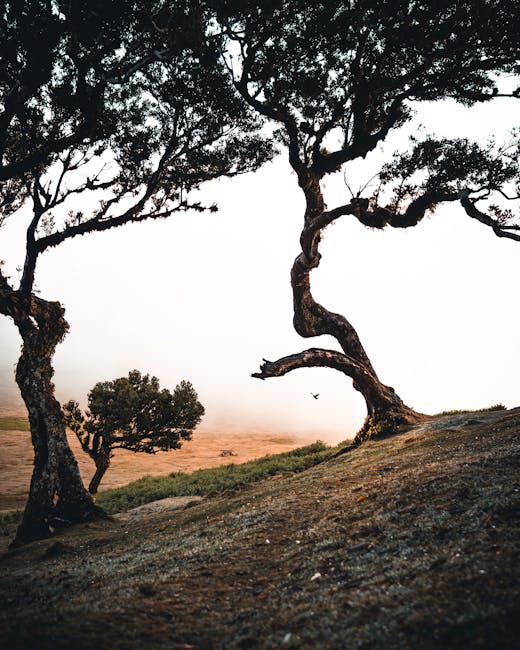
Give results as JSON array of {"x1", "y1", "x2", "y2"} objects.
[{"x1": 478, "y1": 403, "x2": 507, "y2": 412}]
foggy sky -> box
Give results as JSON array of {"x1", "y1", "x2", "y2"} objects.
[{"x1": 1, "y1": 96, "x2": 519, "y2": 443}]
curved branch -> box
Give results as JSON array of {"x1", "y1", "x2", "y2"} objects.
[
  {"x1": 460, "y1": 195, "x2": 520, "y2": 242},
  {"x1": 313, "y1": 99, "x2": 406, "y2": 175},
  {"x1": 34, "y1": 138, "x2": 180, "y2": 253},
  {"x1": 252, "y1": 347, "x2": 363, "y2": 380},
  {"x1": 35, "y1": 204, "x2": 180, "y2": 254},
  {"x1": 322, "y1": 189, "x2": 520, "y2": 243},
  {"x1": 293, "y1": 190, "x2": 455, "y2": 372},
  {"x1": 292, "y1": 188, "x2": 378, "y2": 372},
  {"x1": 252, "y1": 347, "x2": 417, "y2": 426}
]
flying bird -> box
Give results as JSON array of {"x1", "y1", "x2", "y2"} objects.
[{"x1": 311, "y1": 392, "x2": 320, "y2": 400}]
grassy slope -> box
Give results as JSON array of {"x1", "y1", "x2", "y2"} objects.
[
  {"x1": 0, "y1": 441, "x2": 335, "y2": 533},
  {"x1": 95, "y1": 441, "x2": 335, "y2": 513},
  {"x1": 1, "y1": 408, "x2": 519, "y2": 649}
]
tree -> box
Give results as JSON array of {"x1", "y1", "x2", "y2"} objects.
[
  {"x1": 63, "y1": 371, "x2": 204, "y2": 493},
  {"x1": 213, "y1": 0, "x2": 520, "y2": 442},
  {"x1": 0, "y1": 1, "x2": 271, "y2": 545}
]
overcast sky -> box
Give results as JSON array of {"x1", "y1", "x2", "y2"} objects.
[{"x1": 1, "y1": 94, "x2": 519, "y2": 443}]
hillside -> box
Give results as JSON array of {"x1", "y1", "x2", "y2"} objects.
[{"x1": 1, "y1": 408, "x2": 519, "y2": 649}]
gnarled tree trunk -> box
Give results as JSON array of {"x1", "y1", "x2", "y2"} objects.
[
  {"x1": 253, "y1": 172, "x2": 423, "y2": 442},
  {"x1": 9, "y1": 294, "x2": 105, "y2": 546}
]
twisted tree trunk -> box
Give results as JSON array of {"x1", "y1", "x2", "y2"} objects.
[
  {"x1": 6, "y1": 290, "x2": 105, "y2": 546},
  {"x1": 253, "y1": 172, "x2": 423, "y2": 442}
]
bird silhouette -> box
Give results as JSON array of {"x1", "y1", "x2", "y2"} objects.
[{"x1": 311, "y1": 392, "x2": 319, "y2": 399}]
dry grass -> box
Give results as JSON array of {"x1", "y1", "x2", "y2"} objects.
[
  {"x1": 0, "y1": 424, "x2": 313, "y2": 511},
  {"x1": 1, "y1": 407, "x2": 519, "y2": 649},
  {"x1": 0, "y1": 416, "x2": 30, "y2": 431}
]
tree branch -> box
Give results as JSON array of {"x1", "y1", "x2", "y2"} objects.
[
  {"x1": 34, "y1": 136, "x2": 182, "y2": 253},
  {"x1": 0, "y1": 130, "x2": 92, "y2": 182},
  {"x1": 459, "y1": 194, "x2": 520, "y2": 242},
  {"x1": 313, "y1": 99, "x2": 406, "y2": 175},
  {"x1": 252, "y1": 347, "x2": 364, "y2": 380},
  {"x1": 19, "y1": 182, "x2": 45, "y2": 298}
]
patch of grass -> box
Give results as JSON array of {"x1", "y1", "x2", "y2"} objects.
[
  {"x1": 96, "y1": 441, "x2": 336, "y2": 514},
  {"x1": 435, "y1": 404, "x2": 507, "y2": 417},
  {"x1": 0, "y1": 416, "x2": 30, "y2": 431},
  {"x1": 0, "y1": 510, "x2": 22, "y2": 537}
]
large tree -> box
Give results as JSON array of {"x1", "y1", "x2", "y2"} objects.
[
  {"x1": 213, "y1": 0, "x2": 520, "y2": 441},
  {"x1": 0, "y1": 1, "x2": 270, "y2": 545},
  {"x1": 64, "y1": 371, "x2": 204, "y2": 494}
]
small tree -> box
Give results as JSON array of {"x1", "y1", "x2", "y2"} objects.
[{"x1": 64, "y1": 370, "x2": 204, "y2": 493}]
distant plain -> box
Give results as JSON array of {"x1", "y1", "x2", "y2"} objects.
[{"x1": 0, "y1": 415, "x2": 312, "y2": 511}]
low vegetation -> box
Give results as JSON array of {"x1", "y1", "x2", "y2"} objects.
[
  {"x1": 0, "y1": 417, "x2": 30, "y2": 431},
  {"x1": 0, "y1": 440, "x2": 335, "y2": 535},
  {"x1": 0, "y1": 511, "x2": 21, "y2": 538},
  {"x1": 434, "y1": 403, "x2": 507, "y2": 417},
  {"x1": 95, "y1": 441, "x2": 334, "y2": 514}
]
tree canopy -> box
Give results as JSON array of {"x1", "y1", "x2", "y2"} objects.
[
  {"x1": 210, "y1": 0, "x2": 520, "y2": 438},
  {"x1": 1, "y1": 0, "x2": 519, "y2": 545},
  {"x1": 64, "y1": 370, "x2": 204, "y2": 493},
  {"x1": 0, "y1": 0, "x2": 272, "y2": 545},
  {"x1": 215, "y1": 0, "x2": 519, "y2": 233}
]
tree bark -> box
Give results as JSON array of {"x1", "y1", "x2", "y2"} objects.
[
  {"x1": 88, "y1": 452, "x2": 111, "y2": 494},
  {"x1": 253, "y1": 171, "x2": 424, "y2": 442},
  {"x1": 10, "y1": 296, "x2": 105, "y2": 547}
]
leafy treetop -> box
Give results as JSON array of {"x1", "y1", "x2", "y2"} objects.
[
  {"x1": 0, "y1": 0, "x2": 274, "y2": 293},
  {"x1": 64, "y1": 370, "x2": 204, "y2": 456},
  {"x1": 213, "y1": 0, "x2": 519, "y2": 238}
]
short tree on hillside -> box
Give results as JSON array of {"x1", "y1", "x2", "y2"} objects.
[
  {"x1": 214, "y1": 0, "x2": 520, "y2": 442},
  {"x1": 64, "y1": 371, "x2": 204, "y2": 493}
]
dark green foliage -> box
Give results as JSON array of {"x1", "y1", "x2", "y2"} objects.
[
  {"x1": 214, "y1": 0, "x2": 519, "y2": 234},
  {"x1": 0, "y1": 510, "x2": 22, "y2": 537},
  {"x1": 1, "y1": 1, "x2": 270, "y2": 169},
  {"x1": 64, "y1": 370, "x2": 204, "y2": 455},
  {"x1": 64, "y1": 370, "x2": 204, "y2": 492},
  {"x1": 0, "y1": 1, "x2": 273, "y2": 230},
  {"x1": 355, "y1": 414, "x2": 405, "y2": 444},
  {"x1": 96, "y1": 440, "x2": 331, "y2": 513}
]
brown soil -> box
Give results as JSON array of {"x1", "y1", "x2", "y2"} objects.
[
  {"x1": 0, "y1": 429, "x2": 310, "y2": 511},
  {"x1": 1, "y1": 408, "x2": 519, "y2": 649}
]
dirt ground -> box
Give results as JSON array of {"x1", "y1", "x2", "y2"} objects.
[
  {"x1": 0, "y1": 408, "x2": 519, "y2": 649},
  {"x1": 0, "y1": 428, "x2": 311, "y2": 511}
]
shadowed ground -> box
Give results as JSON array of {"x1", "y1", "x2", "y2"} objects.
[{"x1": 1, "y1": 408, "x2": 519, "y2": 649}]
